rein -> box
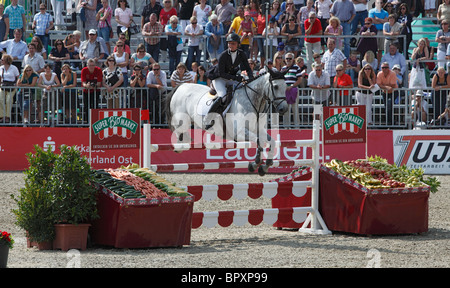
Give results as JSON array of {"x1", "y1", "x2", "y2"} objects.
[{"x1": 241, "y1": 74, "x2": 286, "y2": 115}]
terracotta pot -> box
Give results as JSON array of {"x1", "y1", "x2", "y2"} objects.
[
  {"x1": 26, "y1": 235, "x2": 53, "y2": 250},
  {"x1": 53, "y1": 224, "x2": 91, "y2": 251},
  {"x1": 0, "y1": 243, "x2": 9, "y2": 268}
]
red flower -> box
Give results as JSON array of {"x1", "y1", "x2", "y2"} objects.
[{"x1": 0, "y1": 230, "x2": 14, "y2": 249}]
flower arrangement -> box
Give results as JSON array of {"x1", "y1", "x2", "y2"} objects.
[{"x1": 0, "y1": 230, "x2": 14, "y2": 249}]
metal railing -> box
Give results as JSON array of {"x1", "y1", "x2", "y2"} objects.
[{"x1": 1, "y1": 86, "x2": 449, "y2": 130}]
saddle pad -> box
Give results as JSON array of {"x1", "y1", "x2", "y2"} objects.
[{"x1": 197, "y1": 92, "x2": 218, "y2": 116}]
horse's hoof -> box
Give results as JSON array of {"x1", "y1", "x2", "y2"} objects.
[
  {"x1": 258, "y1": 165, "x2": 267, "y2": 176},
  {"x1": 248, "y1": 162, "x2": 258, "y2": 173},
  {"x1": 255, "y1": 156, "x2": 261, "y2": 165}
]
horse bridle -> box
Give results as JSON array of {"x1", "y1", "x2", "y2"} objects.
[{"x1": 242, "y1": 74, "x2": 287, "y2": 114}]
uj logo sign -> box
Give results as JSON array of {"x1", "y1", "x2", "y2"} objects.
[
  {"x1": 93, "y1": 110, "x2": 138, "y2": 140},
  {"x1": 90, "y1": 108, "x2": 141, "y2": 150},
  {"x1": 323, "y1": 105, "x2": 367, "y2": 145}
]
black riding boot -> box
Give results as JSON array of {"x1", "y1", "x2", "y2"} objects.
[{"x1": 204, "y1": 96, "x2": 225, "y2": 130}]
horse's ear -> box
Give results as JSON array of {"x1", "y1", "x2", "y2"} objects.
[{"x1": 268, "y1": 67, "x2": 286, "y2": 80}]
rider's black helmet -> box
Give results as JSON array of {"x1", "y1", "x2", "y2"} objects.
[{"x1": 226, "y1": 32, "x2": 240, "y2": 44}]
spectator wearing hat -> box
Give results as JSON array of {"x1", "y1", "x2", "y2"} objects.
[
  {"x1": 79, "y1": 29, "x2": 105, "y2": 65},
  {"x1": 411, "y1": 90, "x2": 428, "y2": 124},
  {"x1": 262, "y1": 17, "x2": 280, "y2": 61}
]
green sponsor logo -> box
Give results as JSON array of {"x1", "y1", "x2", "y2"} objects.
[
  {"x1": 93, "y1": 115, "x2": 138, "y2": 135},
  {"x1": 324, "y1": 112, "x2": 364, "y2": 131}
]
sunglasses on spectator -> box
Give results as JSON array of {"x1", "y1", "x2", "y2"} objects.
[
  {"x1": 314, "y1": 56, "x2": 320, "y2": 59},
  {"x1": 364, "y1": 68, "x2": 372, "y2": 70},
  {"x1": 153, "y1": 68, "x2": 160, "y2": 71},
  {"x1": 382, "y1": 66, "x2": 389, "y2": 69},
  {"x1": 285, "y1": 57, "x2": 293, "y2": 60},
  {"x1": 117, "y1": 45, "x2": 123, "y2": 47}
]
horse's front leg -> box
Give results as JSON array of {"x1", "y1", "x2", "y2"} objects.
[{"x1": 258, "y1": 133, "x2": 276, "y2": 176}]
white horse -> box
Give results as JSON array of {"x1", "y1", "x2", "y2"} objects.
[{"x1": 164, "y1": 69, "x2": 289, "y2": 175}]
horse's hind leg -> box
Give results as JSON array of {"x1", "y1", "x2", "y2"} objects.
[
  {"x1": 248, "y1": 146, "x2": 262, "y2": 173},
  {"x1": 258, "y1": 134, "x2": 275, "y2": 176}
]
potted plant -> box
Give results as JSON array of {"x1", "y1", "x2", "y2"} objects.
[
  {"x1": 0, "y1": 230, "x2": 14, "y2": 268},
  {"x1": 11, "y1": 145, "x2": 57, "y2": 250},
  {"x1": 49, "y1": 145, "x2": 99, "y2": 251}
]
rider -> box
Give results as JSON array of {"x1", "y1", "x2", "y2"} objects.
[{"x1": 205, "y1": 32, "x2": 254, "y2": 129}]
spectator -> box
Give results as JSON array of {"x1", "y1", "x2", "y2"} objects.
[
  {"x1": 260, "y1": 59, "x2": 276, "y2": 74},
  {"x1": 193, "y1": 0, "x2": 212, "y2": 27},
  {"x1": 315, "y1": 0, "x2": 333, "y2": 53},
  {"x1": 17, "y1": 65, "x2": 39, "y2": 126},
  {"x1": 313, "y1": 52, "x2": 322, "y2": 68},
  {"x1": 32, "y1": 3, "x2": 53, "y2": 53},
  {"x1": 304, "y1": 12, "x2": 322, "y2": 73},
  {"x1": 356, "y1": 63, "x2": 377, "y2": 124},
  {"x1": 229, "y1": 6, "x2": 247, "y2": 53},
  {"x1": 81, "y1": 58, "x2": 103, "y2": 119},
  {"x1": 31, "y1": 36, "x2": 47, "y2": 60},
  {"x1": 50, "y1": 0, "x2": 65, "y2": 30},
  {"x1": 146, "y1": 62, "x2": 167, "y2": 122},
  {"x1": 397, "y1": 3, "x2": 413, "y2": 57},
  {"x1": 262, "y1": 17, "x2": 280, "y2": 61},
  {"x1": 333, "y1": 63, "x2": 354, "y2": 105},
  {"x1": 431, "y1": 66, "x2": 450, "y2": 120},
  {"x1": 282, "y1": 52, "x2": 303, "y2": 125},
  {"x1": 130, "y1": 43, "x2": 155, "y2": 75},
  {"x1": 0, "y1": 28, "x2": 27, "y2": 71},
  {"x1": 392, "y1": 64, "x2": 403, "y2": 88},
  {"x1": 23, "y1": 43, "x2": 45, "y2": 74},
  {"x1": 351, "y1": 0, "x2": 369, "y2": 39},
  {"x1": 96, "y1": 0, "x2": 113, "y2": 54},
  {"x1": 0, "y1": 4, "x2": 8, "y2": 42},
  {"x1": 78, "y1": 0, "x2": 99, "y2": 39},
  {"x1": 270, "y1": 0, "x2": 283, "y2": 21},
  {"x1": 72, "y1": 31, "x2": 82, "y2": 62},
  {"x1": 278, "y1": 0, "x2": 298, "y2": 27},
  {"x1": 435, "y1": 103, "x2": 450, "y2": 126},
  {"x1": 179, "y1": 0, "x2": 197, "y2": 35},
  {"x1": 437, "y1": 0, "x2": 450, "y2": 24},
  {"x1": 170, "y1": 62, "x2": 193, "y2": 88},
  {"x1": 295, "y1": 56, "x2": 308, "y2": 85},
  {"x1": 380, "y1": 42, "x2": 406, "y2": 76},
  {"x1": 411, "y1": 38, "x2": 430, "y2": 71},
  {"x1": 277, "y1": 42, "x2": 286, "y2": 58},
  {"x1": 346, "y1": 50, "x2": 360, "y2": 84},
  {"x1": 49, "y1": 39, "x2": 70, "y2": 81},
  {"x1": 0, "y1": 54, "x2": 18, "y2": 124},
  {"x1": 330, "y1": 0, "x2": 355, "y2": 58},
  {"x1": 103, "y1": 55, "x2": 124, "y2": 108},
  {"x1": 115, "y1": 0, "x2": 133, "y2": 43},
  {"x1": 411, "y1": 90, "x2": 428, "y2": 123},
  {"x1": 383, "y1": 14, "x2": 402, "y2": 53},
  {"x1": 255, "y1": 9, "x2": 269, "y2": 66},
  {"x1": 436, "y1": 19, "x2": 450, "y2": 69},
  {"x1": 4, "y1": 0, "x2": 25, "y2": 39},
  {"x1": 159, "y1": 0, "x2": 178, "y2": 62},
  {"x1": 214, "y1": 0, "x2": 236, "y2": 39},
  {"x1": 113, "y1": 33, "x2": 131, "y2": 55},
  {"x1": 195, "y1": 65, "x2": 211, "y2": 86},
  {"x1": 281, "y1": 15, "x2": 302, "y2": 58},
  {"x1": 63, "y1": 34, "x2": 77, "y2": 60},
  {"x1": 185, "y1": 16, "x2": 203, "y2": 70},
  {"x1": 165, "y1": 15, "x2": 184, "y2": 76},
  {"x1": 113, "y1": 40, "x2": 130, "y2": 88},
  {"x1": 38, "y1": 63, "x2": 61, "y2": 123},
  {"x1": 190, "y1": 61, "x2": 199, "y2": 79},
  {"x1": 60, "y1": 64, "x2": 78, "y2": 124},
  {"x1": 142, "y1": 0, "x2": 162, "y2": 27},
  {"x1": 298, "y1": 0, "x2": 315, "y2": 51},
  {"x1": 237, "y1": 11, "x2": 256, "y2": 58},
  {"x1": 242, "y1": 59, "x2": 258, "y2": 79},
  {"x1": 362, "y1": 50, "x2": 378, "y2": 74},
  {"x1": 129, "y1": 64, "x2": 148, "y2": 109},
  {"x1": 204, "y1": 14, "x2": 225, "y2": 60},
  {"x1": 322, "y1": 38, "x2": 347, "y2": 84},
  {"x1": 324, "y1": 16, "x2": 343, "y2": 50},
  {"x1": 79, "y1": 29, "x2": 105, "y2": 65},
  {"x1": 142, "y1": 13, "x2": 164, "y2": 62},
  {"x1": 307, "y1": 62, "x2": 331, "y2": 106},
  {"x1": 377, "y1": 62, "x2": 398, "y2": 125},
  {"x1": 273, "y1": 51, "x2": 284, "y2": 71},
  {"x1": 356, "y1": 17, "x2": 377, "y2": 60},
  {"x1": 368, "y1": 0, "x2": 388, "y2": 63}
]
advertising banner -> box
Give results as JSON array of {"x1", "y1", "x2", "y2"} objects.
[
  {"x1": 0, "y1": 128, "x2": 393, "y2": 172},
  {"x1": 323, "y1": 105, "x2": 367, "y2": 145},
  {"x1": 393, "y1": 130, "x2": 450, "y2": 174},
  {"x1": 90, "y1": 108, "x2": 141, "y2": 150}
]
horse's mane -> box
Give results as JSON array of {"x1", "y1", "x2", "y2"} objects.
[{"x1": 244, "y1": 69, "x2": 285, "y2": 86}]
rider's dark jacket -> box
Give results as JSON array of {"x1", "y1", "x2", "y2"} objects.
[{"x1": 207, "y1": 48, "x2": 254, "y2": 82}]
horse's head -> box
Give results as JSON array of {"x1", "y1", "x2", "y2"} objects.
[{"x1": 266, "y1": 68, "x2": 289, "y2": 115}]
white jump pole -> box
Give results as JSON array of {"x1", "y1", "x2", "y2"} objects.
[{"x1": 143, "y1": 123, "x2": 151, "y2": 169}]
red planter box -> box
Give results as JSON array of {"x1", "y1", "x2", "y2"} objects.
[
  {"x1": 271, "y1": 167, "x2": 312, "y2": 229},
  {"x1": 319, "y1": 165, "x2": 430, "y2": 235},
  {"x1": 90, "y1": 186, "x2": 194, "y2": 248}
]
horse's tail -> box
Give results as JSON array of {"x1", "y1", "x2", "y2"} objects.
[{"x1": 164, "y1": 85, "x2": 181, "y2": 131}]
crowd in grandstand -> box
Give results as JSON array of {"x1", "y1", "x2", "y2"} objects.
[{"x1": 0, "y1": 0, "x2": 449, "y2": 127}]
